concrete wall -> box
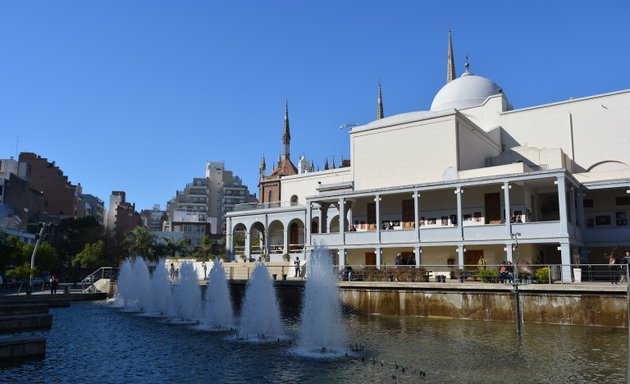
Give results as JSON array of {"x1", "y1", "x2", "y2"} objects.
[
  {"x1": 351, "y1": 116, "x2": 457, "y2": 190},
  {"x1": 339, "y1": 288, "x2": 627, "y2": 327}
]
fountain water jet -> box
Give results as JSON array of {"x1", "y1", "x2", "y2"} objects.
[
  {"x1": 168, "y1": 261, "x2": 202, "y2": 323},
  {"x1": 237, "y1": 263, "x2": 284, "y2": 341},
  {"x1": 146, "y1": 259, "x2": 171, "y2": 316},
  {"x1": 113, "y1": 257, "x2": 151, "y2": 312},
  {"x1": 201, "y1": 258, "x2": 234, "y2": 330},
  {"x1": 295, "y1": 245, "x2": 347, "y2": 357}
]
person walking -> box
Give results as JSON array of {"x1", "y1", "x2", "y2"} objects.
[
  {"x1": 50, "y1": 275, "x2": 59, "y2": 294},
  {"x1": 608, "y1": 253, "x2": 618, "y2": 285},
  {"x1": 294, "y1": 257, "x2": 301, "y2": 277}
]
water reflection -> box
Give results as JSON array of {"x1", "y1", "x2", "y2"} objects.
[{"x1": 2, "y1": 302, "x2": 626, "y2": 384}]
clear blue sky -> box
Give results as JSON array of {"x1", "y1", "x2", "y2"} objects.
[{"x1": 1, "y1": 1, "x2": 628, "y2": 211}]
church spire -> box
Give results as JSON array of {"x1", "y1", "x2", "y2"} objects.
[
  {"x1": 259, "y1": 155, "x2": 266, "y2": 179},
  {"x1": 377, "y1": 80, "x2": 384, "y2": 120},
  {"x1": 447, "y1": 28, "x2": 456, "y2": 83},
  {"x1": 282, "y1": 100, "x2": 291, "y2": 161}
]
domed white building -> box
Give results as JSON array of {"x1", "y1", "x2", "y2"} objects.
[
  {"x1": 226, "y1": 33, "x2": 630, "y2": 284},
  {"x1": 430, "y1": 64, "x2": 511, "y2": 112}
]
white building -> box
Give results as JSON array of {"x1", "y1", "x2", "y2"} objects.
[{"x1": 226, "y1": 35, "x2": 630, "y2": 282}]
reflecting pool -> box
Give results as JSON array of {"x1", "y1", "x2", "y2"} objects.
[{"x1": 2, "y1": 301, "x2": 626, "y2": 383}]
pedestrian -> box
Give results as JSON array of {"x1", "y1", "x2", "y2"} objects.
[
  {"x1": 294, "y1": 257, "x2": 301, "y2": 277},
  {"x1": 50, "y1": 275, "x2": 58, "y2": 294},
  {"x1": 608, "y1": 253, "x2": 618, "y2": 285},
  {"x1": 620, "y1": 251, "x2": 630, "y2": 283},
  {"x1": 202, "y1": 261, "x2": 208, "y2": 280},
  {"x1": 170, "y1": 263, "x2": 176, "y2": 280}
]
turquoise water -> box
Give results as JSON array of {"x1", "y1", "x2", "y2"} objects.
[{"x1": 2, "y1": 301, "x2": 626, "y2": 383}]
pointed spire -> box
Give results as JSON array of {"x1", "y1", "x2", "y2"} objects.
[
  {"x1": 447, "y1": 27, "x2": 456, "y2": 83},
  {"x1": 259, "y1": 155, "x2": 266, "y2": 179},
  {"x1": 309, "y1": 163, "x2": 314, "y2": 172},
  {"x1": 282, "y1": 100, "x2": 291, "y2": 161},
  {"x1": 323, "y1": 158, "x2": 329, "y2": 171},
  {"x1": 377, "y1": 79, "x2": 384, "y2": 120},
  {"x1": 332, "y1": 156, "x2": 336, "y2": 169}
]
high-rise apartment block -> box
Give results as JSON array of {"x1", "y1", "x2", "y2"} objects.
[{"x1": 165, "y1": 162, "x2": 254, "y2": 245}]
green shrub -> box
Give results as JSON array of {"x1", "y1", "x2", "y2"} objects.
[
  {"x1": 535, "y1": 267, "x2": 550, "y2": 283},
  {"x1": 479, "y1": 268, "x2": 499, "y2": 283}
]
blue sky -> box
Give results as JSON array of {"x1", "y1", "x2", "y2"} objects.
[{"x1": 1, "y1": 1, "x2": 628, "y2": 211}]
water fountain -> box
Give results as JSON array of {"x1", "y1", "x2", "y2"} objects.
[
  {"x1": 133, "y1": 257, "x2": 151, "y2": 311},
  {"x1": 296, "y1": 244, "x2": 347, "y2": 356},
  {"x1": 113, "y1": 259, "x2": 132, "y2": 308},
  {"x1": 168, "y1": 261, "x2": 202, "y2": 323},
  {"x1": 146, "y1": 259, "x2": 171, "y2": 316},
  {"x1": 237, "y1": 263, "x2": 284, "y2": 341},
  {"x1": 113, "y1": 257, "x2": 151, "y2": 311},
  {"x1": 201, "y1": 258, "x2": 234, "y2": 330}
]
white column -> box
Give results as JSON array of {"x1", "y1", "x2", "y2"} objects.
[
  {"x1": 283, "y1": 228, "x2": 289, "y2": 255},
  {"x1": 339, "y1": 197, "x2": 345, "y2": 242},
  {"x1": 414, "y1": 191, "x2": 420, "y2": 242},
  {"x1": 338, "y1": 248, "x2": 346, "y2": 271},
  {"x1": 306, "y1": 202, "x2": 312, "y2": 245},
  {"x1": 506, "y1": 243, "x2": 514, "y2": 262},
  {"x1": 226, "y1": 217, "x2": 233, "y2": 259},
  {"x1": 557, "y1": 176, "x2": 569, "y2": 235},
  {"x1": 245, "y1": 229, "x2": 251, "y2": 260},
  {"x1": 320, "y1": 203, "x2": 328, "y2": 234},
  {"x1": 375, "y1": 194, "x2": 381, "y2": 243},
  {"x1": 560, "y1": 242, "x2": 572, "y2": 283},
  {"x1": 457, "y1": 245, "x2": 465, "y2": 268},
  {"x1": 569, "y1": 185, "x2": 577, "y2": 226},
  {"x1": 414, "y1": 246, "x2": 421, "y2": 267},
  {"x1": 346, "y1": 201, "x2": 353, "y2": 232},
  {"x1": 455, "y1": 186, "x2": 463, "y2": 240},
  {"x1": 576, "y1": 191, "x2": 585, "y2": 229},
  {"x1": 375, "y1": 247, "x2": 382, "y2": 268},
  {"x1": 502, "y1": 181, "x2": 512, "y2": 237}
]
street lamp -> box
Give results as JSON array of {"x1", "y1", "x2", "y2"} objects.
[
  {"x1": 510, "y1": 231, "x2": 522, "y2": 335},
  {"x1": 30, "y1": 222, "x2": 51, "y2": 289}
]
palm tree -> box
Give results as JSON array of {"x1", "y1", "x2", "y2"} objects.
[
  {"x1": 163, "y1": 237, "x2": 188, "y2": 257},
  {"x1": 193, "y1": 236, "x2": 215, "y2": 259},
  {"x1": 123, "y1": 226, "x2": 157, "y2": 262}
]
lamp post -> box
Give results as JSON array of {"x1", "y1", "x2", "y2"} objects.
[
  {"x1": 511, "y1": 231, "x2": 522, "y2": 335},
  {"x1": 30, "y1": 222, "x2": 51, "y2": 288}
]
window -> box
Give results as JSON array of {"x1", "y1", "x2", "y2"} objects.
[{"x1": 616, "y1": 197, "x2": 630, "y2": 206}]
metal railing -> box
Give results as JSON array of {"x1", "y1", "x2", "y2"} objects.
[
  {"x1": 81, "y1": 267, "x2": 117, "y2": 293},
  {"x1": 216, "y1": 262, "x2": 629, "y2": 285}
]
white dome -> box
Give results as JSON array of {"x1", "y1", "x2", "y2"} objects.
[{"x1": 430, "y1": 72, "x2": 506, "y2": 111}]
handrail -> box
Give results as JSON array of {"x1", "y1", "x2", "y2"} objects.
[{"x1": 81, "y1": 267, "x2": 117, "y2": 293}]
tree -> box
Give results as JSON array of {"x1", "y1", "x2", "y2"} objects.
[
  {"x1": 50, "y1": 216, "x2": 104, "y2": 267},
  {"x1": 123, "y1": 226, "x2": 157, "y2": 261},
  {"x1": 73, "y1": 240, "x2": 106, "y2": 268},
  {"x1": 193, "y1": 236, "x2": 214, "y2": 259},
  {"x1": 163, "y1": 237, "x2": 188, "y2": 257}
]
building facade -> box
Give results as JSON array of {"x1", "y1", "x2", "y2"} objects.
[
  {"x1": 105, "y1": 191, "x2": 143, "y2": 241},
  {"x1": 165, "y1": 161, "x2": 253, "y2": 246},
  {"x1": 226, "y1": 37, "x2": 630, "y2": 283},
  {"x1": 18, "y1": 152, "x2": 79, "y2": 218}
]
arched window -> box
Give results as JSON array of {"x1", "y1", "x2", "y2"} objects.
[{"x1": 290, "y1": 195, "x2": 298, "y2": 206}]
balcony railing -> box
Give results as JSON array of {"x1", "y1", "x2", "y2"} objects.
[{"x1": 217, "y1": 263, "x2": 620, "y2": 285}]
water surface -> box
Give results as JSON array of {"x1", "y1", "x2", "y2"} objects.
[{"x1": 2, "y1": 301, "x2": 626, "y2": 383}]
